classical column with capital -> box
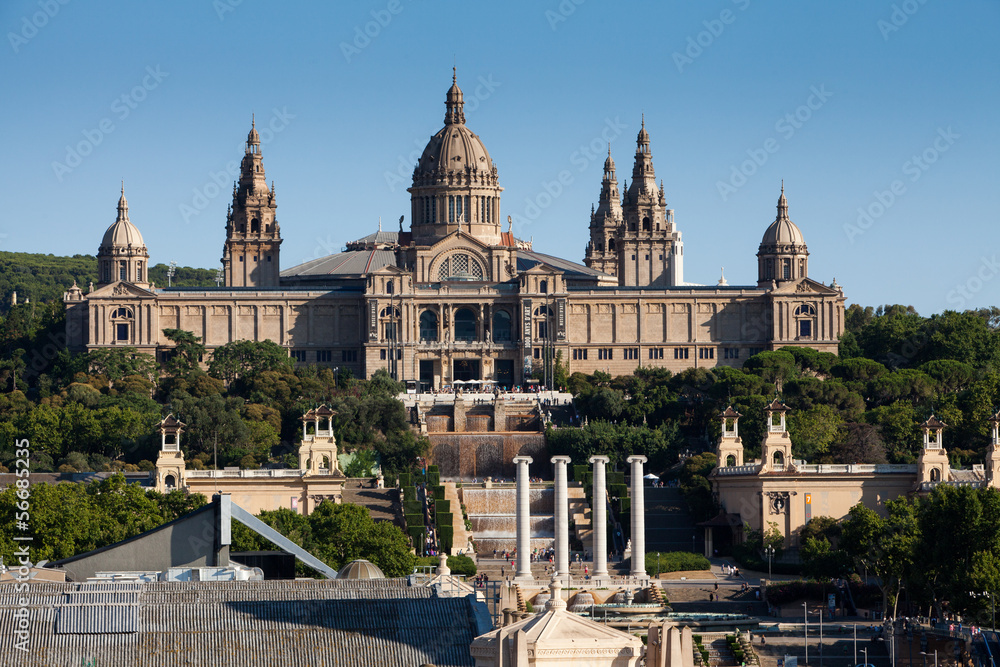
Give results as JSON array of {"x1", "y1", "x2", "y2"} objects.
[
  {"x1": 589, "y1": 455, "x2": 610, "y2": 578},
  {"x1": 627, "y1": 455, "x2": 648, "y2": 580},
  {"x1": 513, "y1": 455, "x2": 534, "y2": 581},
  {"x1": 551, "y1": 455, "x2": 571, "y2": 577}
]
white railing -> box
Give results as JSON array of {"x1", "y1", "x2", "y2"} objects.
[
  {"x1": 715, "y1": 464, "x2": 760, "y2": 476},
  {"x1": 186, "y1": 469, "x2": 304, "y2": 479},
  {"x1": 786, "y1": 463, "x2": 918, "y2": 475}
]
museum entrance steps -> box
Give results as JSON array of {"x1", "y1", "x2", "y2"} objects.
[
  {"x1": 340, "y1": 484, "x2": 403, "y2": 528},
  {"x1": 644, "y1": 486, "x2": 704, "y2": 554}
]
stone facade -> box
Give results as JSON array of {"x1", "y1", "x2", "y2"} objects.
[
  {"x1": 65, "y1": 74, "x2": 847, "y2": 388},
  {"x1": 710, "y1": 408, "x2": 1000, "y2": 553}
]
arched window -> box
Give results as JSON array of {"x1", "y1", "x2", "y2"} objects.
[
  {"x1": 111, "y1": 307, "x2": 134, "y2": 343},
  {"x1": 419, "y1": 310, "x2": 438, "y2": 341},
  {"x1": 608, "y1": 238, "x2": 616, "y2": 252},
  {"x1": 930, "y1": 468, "x2": 941, "y2": 482},
  {"x1": 386, "y1": 280, "x2": 394, "y2": 295},
  {"x1": 726, "y1": 455, "x2": 736, "y2": 467},
  {"x1": 437, "y1": 253, "x2": 484, "y2": 281},
  {"x1": 773, "y1": 451, "x2": 784, "y2": 467},
  {"x1": 795, "y1": 305, "x2": 816, "y2": 316},
  {"x1": 492, "y1": 310, "x2": 512, "y2": 342},
  {"x1": 782, "y1": 260, "x2": 791, "y2": 280},
  {"x1": 539, "y1": 280, "x2": 548, "y2": 294},
  {"x1": 251, "y1": 218, "x2": 260, "y2": 233},
  {"x1": 454, "y1": 308, "x2": 477, "y2": 342},
  {"x1": 642, "y1": 216, "x2": 651, "y2": 231},
  {"x1": 119, "y1": 261, "x2": 128, "y2": 281}
]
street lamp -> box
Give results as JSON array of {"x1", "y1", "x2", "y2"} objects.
[
  {"x1": 861, "y1": 647, "x2": 868, "y2": 667},
  {"x1": 764, "y1": 545, "x2": 775, "y2": 581}
]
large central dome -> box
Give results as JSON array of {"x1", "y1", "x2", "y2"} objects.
[{"x1": 407, "y1": 72, "x2": 504, "y2": 247}]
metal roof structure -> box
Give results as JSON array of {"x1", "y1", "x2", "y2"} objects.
[{"x1": 0, "y1": 579, "x2": 487, "y2": 666}]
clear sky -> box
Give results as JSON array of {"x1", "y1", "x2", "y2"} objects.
[{"x1": 1, "y1": 0, "x2": 997, "y2": 315}]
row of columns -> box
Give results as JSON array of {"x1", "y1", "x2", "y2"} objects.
[{"x1": 513, "y1": 453, "x2": 648, "y2": 583}]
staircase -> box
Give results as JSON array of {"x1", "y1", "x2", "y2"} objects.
[
  {"x1": 443, "y1": 482, "x2": 474, "y2": 554},
  {"x1": 663, "y1": 583, "x2": 768, "y2": 616},
  {"x1": 513, "y1": 583, "x2": 525, "y2": 612},
  {"x1": 647, "y1": 584, "x2": 666, "y2": 605},
  {"x1": 340, "y1": 484, "x2": 404, "y2": 528},
  {"x1": 645, "y1": 486, "x2": 703, "y2": 554},
  {"x1": 707, "y1": 636, "x2": 738, "y2": 666}
]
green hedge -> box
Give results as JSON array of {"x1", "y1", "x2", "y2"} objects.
[
  {"x1": 403, "y1": 500, "x2": 422, "y2": 516},
  {"x1": 610, "y1": 483, "x2": 628, "y2": 499},
  {"x1": 405, "y1": 513, "x2": 424, "y2": 529},
  {"x1": 408, "y1": 526, "x2": 426, "y2": 547},
  {"x1": 399, "y1": 472, "x2": 411, "y2": 487},
  {"x1": 435, "y1": 499, "x2": 451, "y2": 515},
  {"x1": 438, "y1": 525, "x2": 454, "y2": 552},
  {"x1": 644, "y1": 551, "x2": 711, "y2": 576},
  {"x1": 428, "y1": 471, "x2": 441, "y2": 486},
  {"x1": 403, "y1": 486, "x2": 416, "y2": 503},
  {"x1": 572, "y1": 464, "x2": 588, "y2": 483},
  {"x1": 618, "y1": 497, "x2": 631, "y2": 513},
  {"x1": 436, "y1": 511, "x2": 453, "y2": 528},
  {"x1": 414, "y1": 554, "x2": 477, "y2": 576},
  {"x1": 432, "y1": 485, "x2": 445, "y2": 500},
  {"x1": 607, "y1": 471, "x2": 625, "y2": 486}
]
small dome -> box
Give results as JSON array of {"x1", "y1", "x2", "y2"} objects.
[
  {"x1": 760, "y1": 185, "x2": 806, "y2": 247},
  {"x1": 336, "y1": 559, "x2": 385, "y2": 580},
  {"x1": 414, "y1": 124, "x2": 494, "y2": 180},
  {"x1": 100, "y1": 189, "x2": 146, "y2": 250},
  {"x1": 247, "y1": 115, "x2": 260, "y2": 144}
]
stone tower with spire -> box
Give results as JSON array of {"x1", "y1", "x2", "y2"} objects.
[
  {"x1": 97, "y1": 185, "x2": 149, "y2": 288},
  {"x1": 222, "y1": 117, "x2": 282, "y2": 287},
  {"x1": 584, "y1": 146, "x2": 624, "y2": 276},
  {"x1": 614, "y1": 118, "x2": 683, "y2": 287}
]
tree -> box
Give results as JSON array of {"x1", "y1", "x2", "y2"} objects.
[
  {"x1": 830, "y1": 423, "x2": 887, "y2": 464},
  {"x1": 743, "y1": 351, "x2": 798, "y2": 389},
  {"x1": 788, "y1": 404, "x2": 843, "y2": 461},
  {"x1": 841, "y1": 499, "x2": 917, "y2": 618},
  {"x1": 87, "y1": 347, "x2": 158, "y2": 387},
  {"x1": 162, "y1": 329, "x2": 206, "y2": 377},
  {"x1": 308, "y1": 501, "x2": 415, "y2": 576},
  {"x1": 208, "y1": 339, "x2": 292, "y2": 385}
]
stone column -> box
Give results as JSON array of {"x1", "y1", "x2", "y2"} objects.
[
  {"x1": 627, "y1": 455, "x2": 648, "y2": 580},
  {"x1": 551, "y1": 455, "x2": 571, "y2": 577},
  {"x1": 589, "y1": 455, "x2": 610, "y2": 578},
  {"x1": 513, "y1": 455, "x2": 534, "y2": 581}
]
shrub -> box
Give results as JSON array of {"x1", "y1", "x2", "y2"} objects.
[
  {"x1": 414, "y1": 554, "x2": 477, "y2": 576},
  {"x1": 435, "y1": 499, "x2": 451, "y2": 515},
  {"x1": 403, "y1": 486, "x2": 416, "y2": 503},
  {"x1": 403, "y1": 500, "x2": 422, "y2": 516},
  {"x1": 438, "y1": 525, "x2": 454, "y2": 552},
  {"x1": 436, "y1": 511, "x2": 453, "y2": 528},
  {"x1": 398, "y1": 472, "x2": 411, "y2": 487},
  {"x1": 644, "y1": 551, "x2": 711, "y2": 576},
  {"x1": 432, "y1": 485, "x2": 445, "y2": 500},
  {"x1": 404, "y1": 513, "x2": 423, "y2": 529}
]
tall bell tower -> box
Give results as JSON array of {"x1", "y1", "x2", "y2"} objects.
[
  {"x1": 584, "y1": 146, "x2": 623, "y2": 276},
  {"x1": 222, "y1": 117, "x2": 282, "y2": 287}
]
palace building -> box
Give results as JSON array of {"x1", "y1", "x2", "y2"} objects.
[{"x1": 65, "y1": 73, "x2": 846, "y2": 388}]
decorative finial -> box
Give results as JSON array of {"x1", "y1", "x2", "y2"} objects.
[
  {"x1": 452, "y1": 65, "x2": 456, "y2": 85},
  {"x1": 608, "y1": 142, "x2": 611, "y2": 157},
  {"x1": 781, "y1": 179, "x2": 784, "y2": 195},
  {"x1": 641, "y1": 112, "x2": 645, "y2": 129},
  {"x1": 507, "y1": 215, "x2": 512, "y2": 233},
  {"x1": 121, "y1": 180, "x2": 124, "y2": 195},
  {"x1": 252, "y1": 112, "x2": 255, "y2": 129},
  {"x1": 378, "y1": 216, "x2": 382, "y2": 232},
  {"x1": 399, "y1": 215, "x2": 404, "y2": 232}
]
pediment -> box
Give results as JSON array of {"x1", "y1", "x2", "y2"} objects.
[
  {"x1": 425, "y1": 230, "x2": 492, "y2": 254},
  {"x1": 88, "y1": 281, "x2": 157, "y2": 299},
  {"x1": 771, "y1": 277, "x2": 840, "y2": 296}
]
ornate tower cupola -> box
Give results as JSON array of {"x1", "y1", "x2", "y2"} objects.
[
  {"x1": 584, "y1": 146, "x2": 624, "y2": 275},
  {"x1": 986, "y1": 409, "x2": 1000, "y2": 487},
  {"x1": 757, "y1": 183, "x2": 809, "y2": 287},
  {"x1": 617, "y1": 117, "x2": 683, "y2": 287},
  {"x1": 408, "y1": 70, "x2": 504, "y2": 247},
  {"x1": 760, "y1": 398, "x2": 793, "y2": 472},
  {"x1": 154, "y1": 414, "x2": 186, "y2": 492},
  {"x1": 716, "y1": 406, "x2": 744, "y2": 467},
  {"x1": 222, "y1": 116, "x2": 282, "y2": 287},
  {"x1": 917, "y1": 415, "x2": 950, "y2": 487},
  {"x1": 97, "y1": 185, "x2": 150, "y2": 287}
]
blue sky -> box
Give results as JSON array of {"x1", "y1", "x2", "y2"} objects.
[{"x1": 1, "y1": 0, "x2": 997, "y2": 315}]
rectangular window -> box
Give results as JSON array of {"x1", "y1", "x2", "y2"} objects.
[
  {"x1": 116, "y1": 323, "x2": 129, "y2": 341},
  {"x1": 573, "y1": 349, "x2": 588, "y2": 360},
  {"x1": 783, "y1": 260, "x2": 791, "y2": 280},
  {"x1": 623, "y1": 347, "x2": 639, "y2": 360},
  {"x1": 533, "y1": 348, "x2": 541, "y2": 359},
  {"x1": 290, "y1": 350, "x2": 306, "y2": 362},
  {"x1": 699, "y1": 348, "x2": 715, "y2": 359},
  {"x1": 341, "y1": 349, "x2": 358, "y2": 362},
  {"x1": 380, "y1": 349, "x2": 387, "y2": 360},
  {"x1": 799, "y1": 320, "x2": 812, "y2": 337},
  {"x1": 598, "y1": 348, "x2": 613, "y2": 360},
  {"x1": 267, "y1": 255, "x2": 272, "y2": 262},
  {"x1": 239, "y1": 256, "x2": 244, "y2": 262},
  {"x1": 449, "y1": 196, "x2": 455, "y2": 223},
  {"x1": 456, "y1": 195, "x2": 463, "y2": 221},
  {"x1": 724, "y1": 348, "x2": 740, "y2": 360},
  {"x1": 119, "y1": 265, "x2": 127, "y2": 281},
  {"x1": 648, "y1": 347, "x2": 664, "y2": 360},
  {"x1": 674, "y1": 348, "x2": 690, "y2": 360},
  {"x1": 537, "y1": 321, "x2": 548, "y2": 339},
  {"x1": 316, "y1": 350, "x2": 332, "y2": 363}
]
